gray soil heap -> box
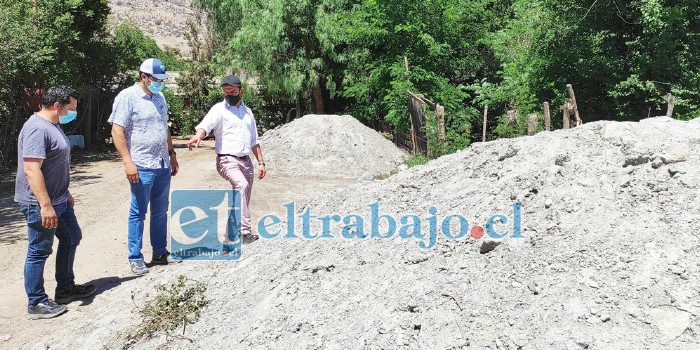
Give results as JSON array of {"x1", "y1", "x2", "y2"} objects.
[
  {"x1": 36, "y1": 117, "x2": 699, "y2": 349},
  {"x1": 292, "y1": 116, "x2": 700, "y2": 349},
  {"x1": 260, "y1": 114, "x2": 408, "y2": 179}
]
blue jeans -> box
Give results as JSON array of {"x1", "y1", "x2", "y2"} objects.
[
  {"x1": 20, "y1": 201, "x2": 82, "y2": 307},
  {"x1": 128, "y1": 167, "x2": 171, "y2": 261}
]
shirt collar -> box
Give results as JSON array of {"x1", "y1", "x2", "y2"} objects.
[
  {"x1": 225, "y1": 100, "x2": 245, "y2": 109},
  {"x1": 134, "y1": 83, "x2": 155, "y2": 99}
]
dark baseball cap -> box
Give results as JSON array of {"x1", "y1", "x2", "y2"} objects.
[{"x1": 220, "y1": 75, "x2": 242, "y2": 87}]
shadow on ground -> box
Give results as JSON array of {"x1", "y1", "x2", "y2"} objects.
[
  {"x1": 0, "y1": 196, "x2": 25, "y2": 245},
  {"x1": 70, "y1": 149, "x2": 120, "y2": 184},
  {"x1": 73, "y1": 275, "x2": 143, "y2": 306},
  {"x1": 0, "y1": 149, "x2": 120, "y2": 245}
]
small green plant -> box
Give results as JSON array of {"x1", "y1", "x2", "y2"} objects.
[
  {"x1": 419, "y1": 105, "x2": 472, "y2": 159},
  {"x1": 405, "y1": 155, "x2": 429, "y2": 167},
  {"x1": 375, "y1": 170, "x2": 397, "y2": 180},
  {"x1": 422, "y1": 108, "x2": 448, "y2": 159},
  {"x1": 121, "y1": 275, "x2": 210, "y2": 347}
]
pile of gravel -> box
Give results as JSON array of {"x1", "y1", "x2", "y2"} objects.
[
  {"x1": 260, "y1": 114, "x2": 408, "y2": 178},
  {"x1": 44, "y1": 117, "x2": 700, "y2": 349},
  {"x1": 281, "y1": 116, "x2": 700, "y2": 349}
]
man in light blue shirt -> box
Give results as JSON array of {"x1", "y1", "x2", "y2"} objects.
[{"x1": 109, "y1": 58, "x2": 180, "y2": 275}]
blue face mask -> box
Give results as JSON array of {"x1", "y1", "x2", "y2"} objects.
[
  {"x1": 60, "y1": 110, "x2": 78, "y2": 124},
  {"x1": 148, "y1": 81, "x2": 165, "y2": 93}
]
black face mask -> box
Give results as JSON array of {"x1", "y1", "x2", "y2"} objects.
[{"x1": 225, "y1": 94, "x2": 241, "y2": 106}]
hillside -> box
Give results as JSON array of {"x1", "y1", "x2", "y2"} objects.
[{"x1": 108, "y1": 0, "x2": 198, "y2": 57}]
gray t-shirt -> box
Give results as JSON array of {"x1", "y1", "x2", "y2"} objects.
[
  {"x1": 108, "y1": 84, "x2": 170, "y2": 169},
  {"x1": 14, "y1": 115, "x2": 71, "y2": 205}
]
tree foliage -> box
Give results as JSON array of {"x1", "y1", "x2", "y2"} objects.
[
  {"x1": 194, "y1": 0, "x2": 700, "y2": 154},
  {"x1": 4, "y1": 0, "x2": 700, "y2": 167},
  {"x1": 0, "y1": 0, "x2": 184, "y2": 169},
  {"x1": 195, "y1": 0, "x2": 507, "y2": 150},
  {"x1": 480, "y1": 0, "x2": 700, "y2": 125}
]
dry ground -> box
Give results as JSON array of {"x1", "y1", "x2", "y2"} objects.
[{"x1": 0, "y1": 140, "x2": 352, "y2": 349}]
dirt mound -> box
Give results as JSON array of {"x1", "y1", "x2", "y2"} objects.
[
  {"x1": 260, "y1": 114, "x2": 408, "y2": 179},
  {"x1": 32, "y1": 117, "x2": 700, "y2": 349},
  {"x1": 286, "y1": 116, "x2": 700, "y2": 349}
]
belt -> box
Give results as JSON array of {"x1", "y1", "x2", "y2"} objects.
[{"x1": 217, "y1": 153, "x2": 249, "y2": 160}]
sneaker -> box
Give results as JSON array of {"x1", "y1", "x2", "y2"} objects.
[
  {"x1": 130, "y1": 260, "x2": 149, "y2": 275},
  {"x1": 27, "y1": 300, "x2": 67, "y2": 320},
  {"x1": 151, "y1": 252, "x2": 181, "y2": 265},
  {"x1": 242, "y1": 234, "x2": 260, "y2": 245},
  {"x1": 55, "y1": 284, "x2": 97, "y2": 304}
]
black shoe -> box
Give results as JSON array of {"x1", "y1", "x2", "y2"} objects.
[
  {"x1": 55, "y1": 284, "x2": 97, "y2": 304},
  {"x1": 242, "y1": 234, "x2": 260, "y2": 245},
  {"x1": 151, "y1": 252, "x2": 181, "y2": 265},
  {"x1": 28, "y1": 300, "x2": 67, "y2": 320}
]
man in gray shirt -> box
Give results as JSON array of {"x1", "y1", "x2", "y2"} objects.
[
  {"x1": 109, "y1": 58, "x2": 180, "y2": 275},
  {"x1": 15, "y1": 85, "x2": 96, "y2": 320}
]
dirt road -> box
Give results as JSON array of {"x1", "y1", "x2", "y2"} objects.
[{"x1": 0, "y1": 140, "x2": 352, "y2": 349}]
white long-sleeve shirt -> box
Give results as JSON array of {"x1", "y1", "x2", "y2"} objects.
[{"x1": 195, "y1": 101, "x2": 260, "y2": 156}]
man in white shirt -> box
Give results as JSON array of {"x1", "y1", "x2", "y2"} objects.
[{"x1": 187, "y1": 75, "x2": 266, "y2": 244}]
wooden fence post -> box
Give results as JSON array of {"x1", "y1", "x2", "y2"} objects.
[
  {"x1": 410, "y1": 124, "x2": 416, "y2": 155},
  {"x1": 563, "y1": 104, "x2": 570, "y2": 129},
  {"x1": 666, "y1": 93, "x2": 676, "y2": 118},
  {"x1": 436, "y1": 104, "x2": 446, "y2": 147},
  {"x1": 407, "y1": 90, "x2": 427, "y2": 156},
  {"x1": 482, "y1": 105, "x2": 488, "y2": 142},
  {"x1": 506, "y1": 109, "x2": 518, "y2": 124},
  {"x1": 544, "y1": 102, "x2": 551, "y2": 131},
  {"x1": 527, "y1": 114, "x2": 538, "y2": 136},
  {"x1": 566, "y1": 84, "x2": 581, "y2": 126}
]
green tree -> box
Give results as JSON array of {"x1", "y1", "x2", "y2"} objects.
[
  {"x1": 0, "y1": 4, "x2": 47, "y2": 167},
  {"x1": 194, "y1": 0, "x2": 351, "y2": 114},
  {"x1": 0, "y1": 0, "x2": 186, "y2": 168},
  {"x1": 330, "y1": 0, "x2": 506, "y2": 151},
  {"x1": 111, "y1": 21, "x2": 184, "y2": 75},
  {"x1": 481, "y1": 0, "x2": 700, "y2": 135}
]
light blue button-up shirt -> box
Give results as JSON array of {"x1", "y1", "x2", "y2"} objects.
[{"x1": 108, "y1": 84, "x2": 170, "y2": 169}]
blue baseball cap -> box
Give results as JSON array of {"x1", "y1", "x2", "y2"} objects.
[{"x1": 139, "y1": 58, "x2": 170, "y2": 80}]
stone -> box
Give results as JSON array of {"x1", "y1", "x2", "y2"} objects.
[
  {"x1": 661, "y1": 148, "x2": 688, "y2": 164},
  {"x1": 480, "y1": 239, "x2": 502, "y2": 254},
  {"x1": 649, "y1": 307, "x2": 691, "y2": 340}
]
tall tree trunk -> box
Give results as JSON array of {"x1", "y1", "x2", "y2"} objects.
[
  {"x1": 33, "y1": 0, "x2": 38, "y2": 28},
  {"x1": 311, "y1": 79, "x2": 325, "y2": 114}
]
